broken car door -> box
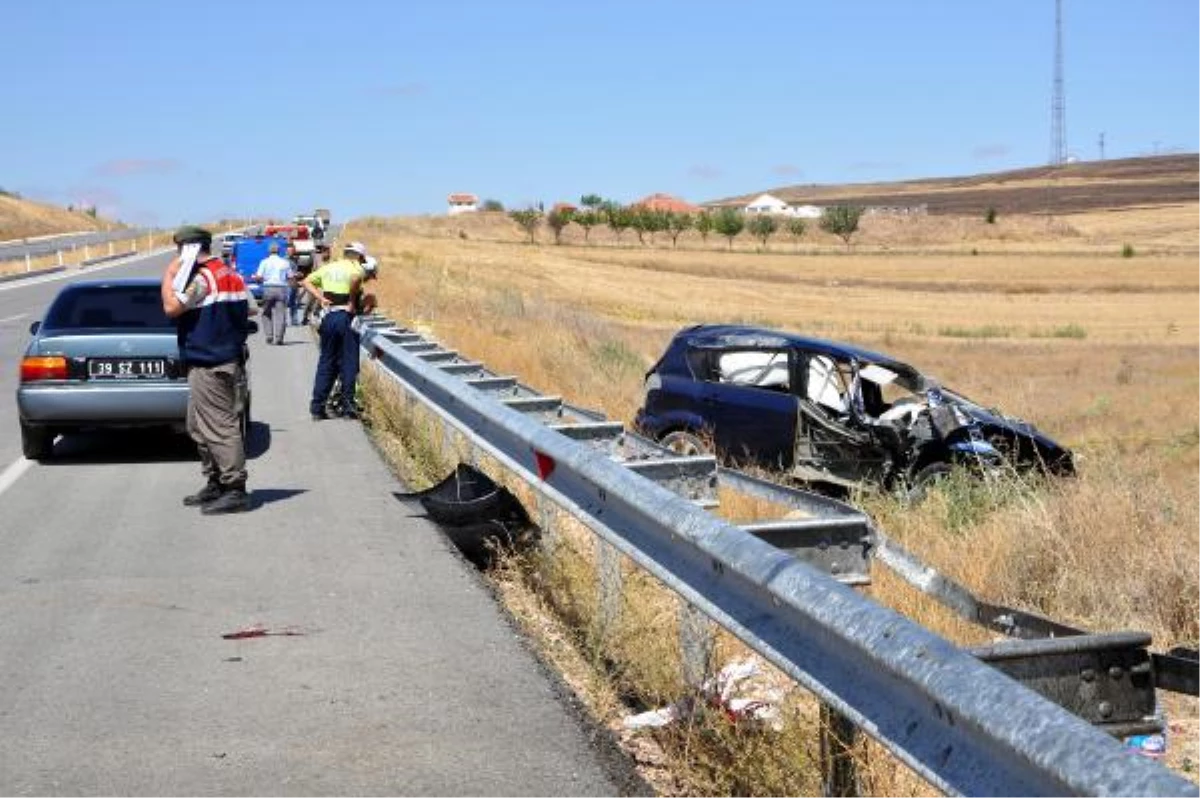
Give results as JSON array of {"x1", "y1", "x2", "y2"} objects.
[
  {"x1": 701, "y1": 347, "x2": 799, "y2": 469},
  {"x1": 793, "y1": 353, "x2": 890, "y2": 485}
]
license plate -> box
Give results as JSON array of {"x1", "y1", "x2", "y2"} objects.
[{"x1": 88, "y1": 358, "x2": 167, "y2": 379}]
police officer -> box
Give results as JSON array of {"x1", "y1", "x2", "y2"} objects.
[
  {"x1": 161, "y1": 225, "x2": 254, "y2": 514},
  {"x1": 302, "y1": 240, "x2": 366, "y2": 420}
]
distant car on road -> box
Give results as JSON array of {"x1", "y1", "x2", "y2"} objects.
[
  {"x1": 634, "y1": 324, "x2": 1075, "y2": 498},
  {"x1": 16, "y1": 278, "x2": 251, "y2": 460},
  {"x1": 217, "y1": 231, "x2": 242, "y2": 257}
]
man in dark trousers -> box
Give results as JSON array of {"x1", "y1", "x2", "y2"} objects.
[
  {"x1": 302, "y1": 240, "x2": 366, "y2": 420},
  {"x1": 161, "y1": 225, "x2": 254, "y2": 514}
]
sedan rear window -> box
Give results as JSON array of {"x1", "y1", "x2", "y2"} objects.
[{"x1": 42, "y1": 285, "x2": 173, "y2": 330}]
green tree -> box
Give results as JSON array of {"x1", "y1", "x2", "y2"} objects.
[
  {"x1": 509, "y1": 207, "x2": 543, "y2": 244},
  {"x1": 631, "y1": 206, "x2": 669, "y2": 245},
  {"x1": 819, "y1": 204, "x2": 865, "y2": 248},
  {"x1": 666, "y1": 212, "x2": 693, "y2": 247},
  {"x1": 603, "y1": 202, "x2": 633, "y2": 243},
  {"x1": 481, "y1": 198, "x2": 505, "y2": 212},
  {"x1": 575, "y1": 209, "x2": 600, "y2": 243},
  {"x1": 786, "y1": 217, "x2": 807, "y2": 251},
  {"x1": 580, "y1": 194, "x2": 604, "y2": 210},
  {"x1": 546, "y1": 206, "x2": 574, "y2": 245},
  {"x1": 713, "y1": 207, "x2": 745, "y2": 250},
  {"x1": 694, "y1": 210, "x2": 714, "y2": 244},
  {"x1": 747, "y1": 214, "x2": 779, "y2": 250},
  {"x1": 985, "y1": 206, "x2": 997, "y2": 224}
]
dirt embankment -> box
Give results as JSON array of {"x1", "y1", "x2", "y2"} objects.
[{"x1": 0, "y1": 193, "x2": 113, "y2": 241}]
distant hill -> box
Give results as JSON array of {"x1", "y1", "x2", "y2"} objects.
[
  {"x1": 0, "y1": 190, "x2": 116, "y2": 241},
  {"x1": 705, "y1": 154, "x2": 1199, "y2": 216}
]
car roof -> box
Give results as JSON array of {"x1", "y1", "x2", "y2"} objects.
[
  {"x1": 676, "y1": 324, "x2": 921, "y2": 375},
  {"x1": 60, "y1": 277, "x2": 161, "y2": 290}
]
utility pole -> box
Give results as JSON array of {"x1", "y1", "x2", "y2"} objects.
[{"x1": 1050, "y1": 0, "x2": 1067, "y2": 166}]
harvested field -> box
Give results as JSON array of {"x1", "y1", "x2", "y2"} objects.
[
  {"x1": 349, "y1": 170, "x2": 1197, "y2": 793},
  {"x1": 711, "y1": 153, "x2": 1200, "y2": 216}
]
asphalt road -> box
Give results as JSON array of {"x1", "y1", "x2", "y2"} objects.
[{"x1": 0, "y1": 254, "x2": 634, "y2": 795}]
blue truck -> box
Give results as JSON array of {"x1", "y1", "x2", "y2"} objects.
[{"x1": 228, "y1": 234, "x2": 289, "y2": 302}]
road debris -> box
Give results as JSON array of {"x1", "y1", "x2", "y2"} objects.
[{"x1": 623, "y1": 657, "x2": 787, "y2": 732}]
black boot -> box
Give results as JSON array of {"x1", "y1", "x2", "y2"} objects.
[
  {"x1": 201, "y1": 483, "x2": 251, "y2": 515},
  {"x1": 183, "y1": 480, "x2": 221, "y2": 507}
]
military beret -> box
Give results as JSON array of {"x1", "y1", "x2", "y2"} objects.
[{"x1": 172, "y1": 225, "x2": 213, "y2": 245}]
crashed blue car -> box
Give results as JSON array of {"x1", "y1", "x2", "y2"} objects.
[{"x1": 634, "y1": 325, "x2": 1075, "y2": 497}]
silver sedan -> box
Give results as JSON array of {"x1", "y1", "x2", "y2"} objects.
[{"x1": 16, "y1": 278, "x2": 251, "y2": 460}]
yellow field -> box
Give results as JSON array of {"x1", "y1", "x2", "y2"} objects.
[{"x1": 347, "y1": 204, "x2": 1197, "y2": 789}]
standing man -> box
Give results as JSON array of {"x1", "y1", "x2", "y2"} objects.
[
  {"x1": 161, "y1": 225, "x2": 253, "y2": 514},
  {"x1": 302, "y1": 240, "x2": 366, "y2": 420},
  {"x1": 253, "y1": 241, "x2": 293, "y2": 344}
]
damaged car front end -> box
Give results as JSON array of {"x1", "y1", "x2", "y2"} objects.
[{"x1": 634, "y1": 325, "x2": 1075, "y2": 498}]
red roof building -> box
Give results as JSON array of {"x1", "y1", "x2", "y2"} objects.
[{"x1": 631, "y1": 193, "x2": 701, "y2": 213}]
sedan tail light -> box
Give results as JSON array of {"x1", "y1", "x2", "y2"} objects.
[{"x1": 20, "y1": 356, "x2": 68, "y2": 382}]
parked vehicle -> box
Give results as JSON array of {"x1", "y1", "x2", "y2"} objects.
[
  {"x1": 217, "y1": 231, "x2": 242, "y2": 257},
  {"x1": 265, "y1": 224, "x2": 315, "y2": 269},
  {"x1": 293, "y1": 214, "x2": 326, "y2": 242},
  {"x1": 634, "y1": 324, "x2": 1075, "y2": 497},
  {"x1": 229, "y1": 234, "x2": 289, "y2": 301},
  {"x1": 16, "y1": 278, "x2": 253, "y2": 460}
]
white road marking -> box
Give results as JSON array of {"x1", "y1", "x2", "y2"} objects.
[
  {"x1": 0, "y1": 313, "x2": 29, "y2": 323},
  {"x1": 0, "y1": 249, "x2": 171, "y2": 293},
  {"x1": 0, "y1": 457, "x2": 33, "y2": 499}
]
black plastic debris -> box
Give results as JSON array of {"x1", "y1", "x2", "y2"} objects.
[{"x1": 402, "y1": 464, "x2": 533, "y2": 567}]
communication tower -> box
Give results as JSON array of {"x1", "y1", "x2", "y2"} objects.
[{"x1": 1050, "y1": 0, "x2": 1067, "y2": 165}]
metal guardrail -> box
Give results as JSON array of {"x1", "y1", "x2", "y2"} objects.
[{"x1": 357, "y1": 316, "x2": 1196, "y2": 797}]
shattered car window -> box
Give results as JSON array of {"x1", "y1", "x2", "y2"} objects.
[
  {"x1": 805, "y1": 355, "x2": 852, "y2": 413},
  {"x1": 718, "y1": 351, "x2": 790, "y2": 390}
]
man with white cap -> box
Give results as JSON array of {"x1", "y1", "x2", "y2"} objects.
[
  {"x1": 252, "y1": 241, "x2": 293, "y2": 344},
  {"x1": 301, "y1": 240, "x2": 367, "y2": 420}
]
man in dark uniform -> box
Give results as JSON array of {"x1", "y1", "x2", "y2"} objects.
[{"x1": 160, "y1": 225, "x2": 254, "y2": 514}]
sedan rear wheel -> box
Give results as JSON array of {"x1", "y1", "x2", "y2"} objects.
[
  {"x1": 20, "y1": 422, "x2": 54, "y2": 461},
  {"x1": 660, "y1": 430, "x2": 709, "y2": 457}
]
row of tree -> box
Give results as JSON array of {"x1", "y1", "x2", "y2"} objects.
[{"x1": 506, "y1": 196, "x2": 865, "y2": 249}]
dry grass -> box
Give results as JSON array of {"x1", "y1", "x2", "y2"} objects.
[
  {"x1": 0, "y1": 193, "x2": 113, "y2": 242},
  {"x1": 348, "y1": 203, "x2": 1198, "y2": 793}
]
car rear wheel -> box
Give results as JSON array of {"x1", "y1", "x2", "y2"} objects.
[
  {"x1": 907, "y1": 462, "x2": 953, "y2": 503},
  {"x1": 20, "y1": 422, "x2": 54, "y2": 461},
  {"x1": 660, "y1": 430, "x2": 709, "y2": 457}
]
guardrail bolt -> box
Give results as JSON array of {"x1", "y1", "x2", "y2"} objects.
[
  {"x1": 1098, "y1": 701, "x2": 1113, "y2": 718},
  {"x1": 1081, "y1": 668, "x2": 1095, "y2": 682},
  {"x1": 1108, "y1": 665, "x2": 1124, "y2": 680}
]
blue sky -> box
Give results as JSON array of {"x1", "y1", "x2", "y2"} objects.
[{"x1": 2, "y1": 0, "x2": 1196, "y2": 227}]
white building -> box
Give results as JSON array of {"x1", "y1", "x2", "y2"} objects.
[
  {"x1": 744, "y1": 193, "x2": 789, "y2": 215},
  {"x1": 743, "y1": 194, "x2": 823, "y2": 218},
  {"x1": 447, "y1": 193, "x2": 479, "y2": 215}
]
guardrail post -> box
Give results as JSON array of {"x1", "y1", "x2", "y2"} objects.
[
  {"x1": 57, "y1": 250, "x2": 63, "y2": 266},
  {"x1": 25, "y1": 253, "x2": 31, "y2": 272},
  {"x1": 108, "y1": 241, "x2": 114, "y2": 256},
  {"x1": 84, "y1": 244, "x2": 90, "y2": 260},
  {"x1": 820, "y1": 704, "x2": 860, "y2": 797},
  {"x1": 594, "y1": 538, "x2": 623, "y2": 642},
  {"x1": 678, "y1": 601, "x2": 714, "y2": 689}
]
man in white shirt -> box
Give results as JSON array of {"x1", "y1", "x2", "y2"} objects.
[{"x1": 253, "y1": 242, "x2": 294, "y2": 345}]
